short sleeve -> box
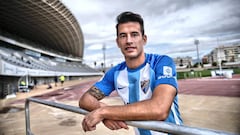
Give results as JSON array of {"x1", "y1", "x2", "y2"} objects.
[
  {"x1": 94, "y1": 68, "x2": 115, "y2": 96},
  {"x1": 154, "y1": 55, "x2": 178, "y2": 91}
]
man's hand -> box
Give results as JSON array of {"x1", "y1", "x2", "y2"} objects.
[
  {"x1": 103, "y1": 119, "x2": 129, "y2": 130},
  {"x1": 99, "y1": 100, "x2": 129, "y2": 130},
  {"x1": 81, "y1": 107, "x2": 129, "y2": 132},
  {"x1": 82, "y1": 108, "x2": 104, "y2": 132}
]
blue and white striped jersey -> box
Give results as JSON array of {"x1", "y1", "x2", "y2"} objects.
[{"x1": 94, "y1": 53, "x2": 183, "y2": 135}]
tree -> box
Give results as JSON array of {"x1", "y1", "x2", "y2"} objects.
[{"x1": 212, "y1": 62, "x2": 217, "y2": 66}]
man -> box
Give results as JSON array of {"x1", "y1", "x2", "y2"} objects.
[
  {"x1": 54, "y1": 76, "x2": 58, "y2": 87},
  {"x1": 79, "y1": 11, "x2": 183, "y2": 135},
  {"x1": 59, "y1": 75, "x2": 65, "y2": 86}
]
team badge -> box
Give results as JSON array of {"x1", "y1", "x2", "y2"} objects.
[{"x1": 141, "y1": 79, "x2": 150, "y2": 93}]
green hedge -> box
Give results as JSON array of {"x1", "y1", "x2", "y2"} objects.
[
  {"x1": 177, "y1": 71, "x2": 211, "y2": 79},
  {"x1": 233, "y1": 68, "x2": 240, "y2": 74},
  {"x1": 177, "y1": 68, "x2": 240, "y2": 80}
]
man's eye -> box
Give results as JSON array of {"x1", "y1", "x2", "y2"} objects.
[
  {"x1": 132, "y1": 33, "x2": 139, "y2": 37},
  {"x1": 119, "y1": 34, "x2": 126, "y2": 38}
]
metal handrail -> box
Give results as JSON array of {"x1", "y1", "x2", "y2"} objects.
[{"x1": 25, "y1": 97, "x2": 236, "y2": 135}]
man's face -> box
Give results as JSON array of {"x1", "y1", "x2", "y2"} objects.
[{"x1": 116, "y1": 22, "x2": 147, "y2": 59}]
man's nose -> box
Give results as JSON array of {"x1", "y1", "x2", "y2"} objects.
[{"x1": 126, "y1": 35, "x2": 133, "y2": 43}]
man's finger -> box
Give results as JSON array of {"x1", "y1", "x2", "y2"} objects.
[
  {"x1": 82, "y1": 118, "x2": 97, "y2": 132},
  {"x1": 82, "y1": 119, "x2": 87, "y2": 132},
  {"x1": 118, "y1": 121, "x2": 129, "y2": 129}
]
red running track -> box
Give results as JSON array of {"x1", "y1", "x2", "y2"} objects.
[
  {"x1": 178, "y1": 78, "x2": 240, "y2": 97},
  {"x1": 27, "y1": 75, "x2": 240, "y2": 104}
]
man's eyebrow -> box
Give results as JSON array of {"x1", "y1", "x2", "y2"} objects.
[
  {"x1": 119, "y1": 32, "x2": 126, "y2": 35},
  {"x1": 119, "y1": 31, "x2": 139, "y2": 35},
  {"x1": 131, "y1": 31, "x2": 139, "y2": 34}
]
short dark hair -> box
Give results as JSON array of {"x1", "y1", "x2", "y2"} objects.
[{"x1": 116, "y1": 11, "x2": 145, "y2": 36}]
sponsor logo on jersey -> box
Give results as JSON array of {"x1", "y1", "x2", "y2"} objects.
[
  {"x1": 157, "y1": 66, "x2": 174, "y2": 79},
  {"x1": 163, "y1": 66, "x2": 172, "y2": 76},
  {"x1": 117, "y1": 86, "x2": 126, "y2": 90}
]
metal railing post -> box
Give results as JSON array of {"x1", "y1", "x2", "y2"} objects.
[
  {"x1": 25, "y1": 99, "x2": 31, "y2": 135},
  {"x1": 25, "y1": 98, "x2": 237, "y2": 135}
]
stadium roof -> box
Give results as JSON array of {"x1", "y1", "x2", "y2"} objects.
[{"x1": 0, "y1": 0, "x2": 84, "y2": 60}]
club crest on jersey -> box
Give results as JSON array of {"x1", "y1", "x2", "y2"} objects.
[{"x1": 141, "y1": 79, "x2": 150, "y2": 94}]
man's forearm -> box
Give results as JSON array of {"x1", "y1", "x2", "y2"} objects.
[
  {"x1": 99, "y1": 99, "x2": 165, "y2": 121},
  {"x1": 99, "y1": 85, "x2": 176, "y2": 121},
  {"x1": 79, "y1": 86, "x2": 106, "y2": 111}
]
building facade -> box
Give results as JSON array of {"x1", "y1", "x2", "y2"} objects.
[
  {"x1": 204, "y1": 44, "x2": 240, "y2": 65},
  {"x1": 174, "y1": 56, "x2": 192, "y2": 69}
]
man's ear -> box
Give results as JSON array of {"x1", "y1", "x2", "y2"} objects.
[{"x1": 143, "y1": 35, "x2": 147, "y2": 45}]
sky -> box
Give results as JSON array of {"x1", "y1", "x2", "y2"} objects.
[{"x1": 61, "y1": 0, "x2": 240, "y2": 68}]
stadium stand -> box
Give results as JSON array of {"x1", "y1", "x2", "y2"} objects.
[{"x1": 0, "y1": 1, "x2": 103, "y2": 98}]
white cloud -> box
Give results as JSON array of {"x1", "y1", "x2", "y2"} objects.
[{"x1": 62, "y1": 0, "x2": 240, "y2": 67}]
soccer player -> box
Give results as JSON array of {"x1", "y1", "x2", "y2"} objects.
[{"x1": 79, "y1": 11, "x2": 183, "y2": 135}]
